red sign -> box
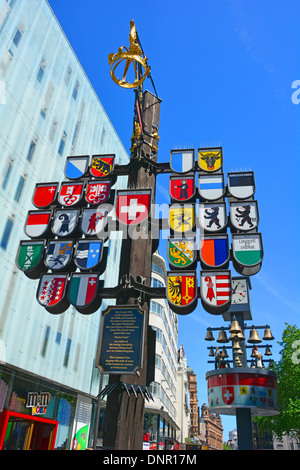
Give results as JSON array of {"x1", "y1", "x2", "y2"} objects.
[
  {"x1": 85, "y1": 180, "x2": 111, "y2": 204},
  {"x1": 222, "y1": 386, "x2": 235, "y2": 405},
  {"x1": 169, "y1": 176, "x2": 195, "y2": 202},
  {"x1": 32, "y1": 183, "x2": 58, "y2": 208},
  {"x1": 116, "y1": 190, "x2": 151, "y2": 225},
  {"x1": 58, "y1": 182, "x2": 84, "y2": 206},
  {"x1": 90, "y1": 155, "x2": 114, "y2": 177}
]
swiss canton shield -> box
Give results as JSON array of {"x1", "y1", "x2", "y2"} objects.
[
  {"x1": 90, "y1": 154, "x2": 115, "y2": 178},
  {"x1": 74, "y1": 239, "x2": 103, "y2": 270},
  {"x1": 16, "y1": 240, "x2": 46, "y2": 279},
  {"x1": 64, "y1": 155, "x2": 89, "y2": 180},
  {"x1": 85, "y1": 180, "x2": 111, "y2": 205},
  {"x1": 229, "y1": 201, "x2": 259, "y2": 232},
  {"x1": 32, "y1": 182, "x2": 58, "y2": 208},
  {"x1": 200, "y1": 270, "x2": 231, "y2": 315},
  {"x1": 167, "y1": 237, "x2": 196, "y2": 269},
  {"x1": 170, "y1": 149, "x2": 194, "y2": 174},
  {"x1": 68, "y1": 273, "x2": 100, "y2": 314},
  {"x1": 24, "y1": 210, "x2": 52, "y2": 238},
  {"x1": 232, "y1": 233, "x2": 263, "y2": 276},
  {"x1": 198, "y1": 147, "x2": 223, "y2": 173},
  {"x1": 200, "y1": 235, "x2": 230, "y2": 269},
  {"x1": 44, "y1": 240, "x2": 74, "y2": 271},
  {"x1": 37, "y1": 273, "x2": 69, "y2": 314},
  {"x1": 198, "y1": 174, "x2": 225, "y2": 201},
  {"x1": 199, "y1": 203, "x2": 227, "y2": 233},
  {"x1": 116, "y1": 190, "x2": 151, "y2": 226},
  {"x1": 52, "y1": 209, "x2": 79, "y2": 237},
  {"x1": 58, "y1": 182, "x2": 84, "y2": 207},
  {"x1": 169, "y1": 204, "x2": 195, "y2": 234},
  {"x1": 166, "y1": 271, "x2": 197, "y2": 315},
  {"x1": 169, "y1": 175, "x2": 195, "y2": 202},
  {"x1": 80, "y1": 207, "x2": 108, "y2": 236},
  {"x1": 227, "y1": 171, "x2": 255, "y2": 200}
]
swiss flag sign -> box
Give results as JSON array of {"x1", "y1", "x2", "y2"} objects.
[{"x1": 116, "y1": 190, "x2": 151, "y2": 225}]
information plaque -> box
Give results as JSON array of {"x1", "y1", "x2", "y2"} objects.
[{"x1": 97, "y1": 305, "x2": 145, "y2": 374}]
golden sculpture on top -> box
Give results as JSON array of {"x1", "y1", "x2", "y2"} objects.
[{"x1": 108, "y1": 20, "x2": 150, "y2": 89}]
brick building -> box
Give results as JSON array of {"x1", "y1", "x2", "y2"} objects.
[{"x1": 200, "y1": 404, "x2": 223, "y2": 450}]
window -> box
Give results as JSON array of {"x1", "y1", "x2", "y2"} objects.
[
  {"x1": 37, "y1": 59, "x2": 46, "y2": 83},
  {"x1": 58, "y1": 131, "x2": 67, "y2": 156},
  {"x1": 151, "y1": 277, "x2": 164, "y2": 288},
  {"x1": 72, "y1": 80, "x2": 79, "y2": 100},
  {"x1": 2, "y1": 159, "x2": 13, "y2": 189},
  {"x1": 150, "y1": 300, "x2": 163, "y2": 318},
  {"x1": 12, "y1": 27, "x2": 22, "y2": 47},
  {"x1": 26, "y1": 137, "x2": 37, "y2": 162},
  {"x1": 63, "y1": 338, "x2": 71, "y2": 367},
  {"x1": 64, "y1": 65, "x2": 72, "y2": 86},
  {"x1": 41, "y1": 326, "x2": 50, "y2": 357},
  {"x1": 0, "y1": 217, "x2": 13, "y2": 250},
  {"x1": 14, "y1": 175, "x2": 25, "y2": 202}
]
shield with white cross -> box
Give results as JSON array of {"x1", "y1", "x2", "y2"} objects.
[{"x1": 115, "y1": 189, "x2": 151, "y2": 225}]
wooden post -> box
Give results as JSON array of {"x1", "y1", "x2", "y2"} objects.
[{"x1": 102, "y1": 90, "x2": 161, "y2": 450}]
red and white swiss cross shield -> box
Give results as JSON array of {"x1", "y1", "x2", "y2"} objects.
[
  {"x1": 222, "y1": 386, "x2": 235, "y2": 405},
  {"x1": 116, "y1": 190, "x2": 151, "y2": 225}
]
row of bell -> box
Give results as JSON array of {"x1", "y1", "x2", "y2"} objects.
[
  {"x1": 205, "y1": 325, "x2": 274, "y2": 344},
  {"x1": 209, "y1": 345, "x2": 272, "y2": 357}
]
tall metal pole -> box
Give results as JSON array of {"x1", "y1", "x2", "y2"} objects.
[{"x1": 102, "y1": 88, "x2": 161, "y2": 450}]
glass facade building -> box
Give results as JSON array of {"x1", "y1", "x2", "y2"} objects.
[{"x1": 0, "y1": 0, "x2": 129, "y2": 450}]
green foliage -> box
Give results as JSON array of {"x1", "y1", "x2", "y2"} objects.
[{"x1": 254, "y1": 324, "x2": 300, "y2": 442}]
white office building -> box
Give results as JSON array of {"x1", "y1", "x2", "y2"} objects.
[{"x1": 0, "y1": 0, "x2": 128, "y2": 450}]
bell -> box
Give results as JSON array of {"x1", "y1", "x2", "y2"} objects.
[
  {"x1": 251, "y1": 347, "x2": 259, "y2": 357},
  {"x1": 250, "y1": 360, "x2": 255, "y2": 368},
  {"x1": 229, "y1": 318, "x2": 242, "y2": 334},
  {"x1": 234, "y1": 355, "x2": 243, "y2": 367},
  {"x1": 205, "y1": 329, "x2": 215, "y2": 341},
  {"x1": 232, "y1": 339, "x2": 241, "y2": 350},
  {"x1": 263, "y1": 327, "x2": 274, "y2": 341},
  {"x1": 265, "y1": 346, "x2": 272, "y2": 356},
  {"x1": 236, "y1": 330, "x2": 245, "y2": 341},
  {"x1": 209, "y1": 347, "x2": 214, "y2": 357},
  {"x1": 221, "y1": 347, "x2": 228, "y2": 358},
  {"x1": 248, "y1": 327, "x2": 262, "y2": 344},
  {"x1": 217, "y1": 328, "x2": 229, "y2": 343}
]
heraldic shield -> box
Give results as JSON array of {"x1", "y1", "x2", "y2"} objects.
[
  {"x1": 16, "y1": 240, "x2": 46, "y2": 279},
  {"x1": 52, "y1": 209, "x2": 79, "y2": 237},
  {"x1": 200, "y1": 270, "x2": 231, "y2": 315},
  {"x1": 232, "y1": 233, "x2": 263, "y2": 276},
  {"x1": 80, "y1": 207, "x2": 108, "y2": 236},
  {"x1": 58, "y1": 182, "x2": 84, "y2": 207},
  {"x1": 85, "y1": 180, "x2": 111, "y2": 205},
  {"x1": 198, "y1": 174, "x2": 225, "y2": 201},
  {"x1": 68, "y1": 273, "x2": 101, "y2": 314},
  {"x1": 229, "y1": 201, "x2": 259, "y2": 232},
  {"x1": 74, "y1": 239, "x2": 103, "y2": 271},
  {"x1": 170, "y1": 149, "x2": 194, "y2": 174},
  {"x1": 167, "y1": 238, "x2": 196, "y2": 269},
  {"x1": 90, "y1": 154, "x2": 115, "y2": 178},
  {"x1": 227, "y1": 171, "x2": 255, "y2": 200},
  {"x1": 44, "y1": 240, "x2": 74, "y2": 271},
  {"x1": 166, "y1": 271, "x2": 197, "y2": 314},
  {"x1": 199, "y1": 235, "x2": 230, "y2": 269},
  {"x1": 169, "y1": 176, "x2": 195, "y2": 202},
  {"x1": 169, "y1": 204, "x2": 195, "y2": 234},
  {"x1": 198, "y1": 148, "x2": 223, "y2": 173},
  {"x1": 32, "y1": 182, "x2": 58, "y2": 208},
  {"x1": 199, "y1": 203, "x2": 227, "y2": 233},
  {"x1": 37, "y1": 273, "x2": 69, "y2": 314},
  {"x1": 64, "y1": 155, "x2": 89, "y2": 180},
  {"x1": 116, "y1": 189, "x2": 151, "y2": 226},
  {"x1": 24, "y1": 210, "x2": 52, "y2": 238}
]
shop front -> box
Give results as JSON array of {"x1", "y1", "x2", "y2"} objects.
[
  {"x1": 143, "y1": 410, "x2": 179, "y2": 450},
  {"x1": 0, "y1": 366, "x2": 80, "y2": 450}
]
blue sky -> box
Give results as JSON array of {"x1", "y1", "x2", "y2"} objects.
[{"x1": 48, "y1": 0, "x2": 300, "y2": 441}]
